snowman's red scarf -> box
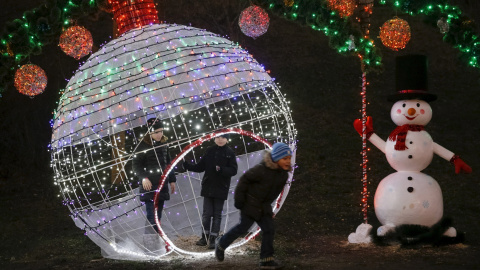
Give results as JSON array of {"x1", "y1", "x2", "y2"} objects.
[{"x1": 388, "y1": 124, "x2": 425, "y2": 150}]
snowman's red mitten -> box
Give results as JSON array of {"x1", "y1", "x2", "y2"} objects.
[
  {"x1": 353, "y1": 116, "x2": 374, "y2": 139},
  {"x1": 450, "y1": 155, "x2": 472, "y2": 174}
]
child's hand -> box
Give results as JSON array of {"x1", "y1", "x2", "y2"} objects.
[
  {"x1": 142, "y1": 178, "x2": 152, "y2": 191},
  {"x1": 170, "y1": 182, "x2": 176, "y2": 194},
  {"x1": 216, "y1": 165, "x2": 221, "y2": 171}
]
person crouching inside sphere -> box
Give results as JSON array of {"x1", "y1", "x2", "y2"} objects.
[
  {"x1": 215, "y1": 142, "x2": 292, "y2": 270},
  {"x1": 133, "y1": 118, "x2": 176, "y2": 234},
  {"x1": 183, "y1": 133, "x2": 238, "y2": 249}
]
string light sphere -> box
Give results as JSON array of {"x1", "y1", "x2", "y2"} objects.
[
  {"x1": 14, "y1": 64, "x2": 47, "y2": 97},
  {"x1": 51, "y1": 23, "x2": 296, "y2": 260},
  {"x1": 379, "y1": 17, "x2": 411, "y2": 51},
  {"x1": 238, "y1": 5, "x2": 270, "y2": 39},
  {"x1": 327, "y1": 0, "x2": 357, "y2": 18},
  {"x1": 59, "y1": 26, "x2": 93, "y2": 60}
]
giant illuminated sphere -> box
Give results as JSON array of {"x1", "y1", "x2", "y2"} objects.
[{"x1": 51, "y1": 24, "x2": 296, "y2": 260}]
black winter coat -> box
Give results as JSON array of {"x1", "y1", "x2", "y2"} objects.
[
  {"x1": 132, "y1": 136, "x2": 176, "y2": 202},
  {"x1": 234, "y1": 150, "x2": 290, "y2": 221},
  {"x1": 184, "y1": 145, "x2": 238, "y2": 200}
]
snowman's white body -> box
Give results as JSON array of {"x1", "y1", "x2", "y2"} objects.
[{"x1": 368, "y1": 100, "x2": 455, "y2": 235}]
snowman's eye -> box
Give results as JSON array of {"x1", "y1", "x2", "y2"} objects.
[
  {"x1": 402, "y1": 104, "x2": 406, "y2": 107},
  {"x1": 416, "y1": 103, "x2": 420, "y2": 107}
]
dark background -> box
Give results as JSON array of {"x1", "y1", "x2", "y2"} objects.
[{"x1": 1, "y1": 1, "x2": 480, "y2": 269}]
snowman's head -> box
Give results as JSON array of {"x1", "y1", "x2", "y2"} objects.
[{"x1": 390, "y1": 99, "x2": 432, "y2": 126}]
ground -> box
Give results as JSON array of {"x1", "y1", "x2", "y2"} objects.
[{"x1": 1, "y1": 1, "x2": 480, "y2": 269}]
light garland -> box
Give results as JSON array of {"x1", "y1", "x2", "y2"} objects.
[
  {"x1": 51, "y1": 23, "x2": 297, "y2": 259},
  {"x1": 379, "y1": 0, "x2": 479, "y2": 68},
  {"x1": 360, "y1": 73, "x2": 369, "y2": 222},
  {"x1": 326, "y1": 0, "x2": 357, "y2": 18}
]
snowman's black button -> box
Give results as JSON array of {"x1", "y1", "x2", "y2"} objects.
[
  {"x1": 408, "y1": 176, "x2": 413, "y2": 180},
  {"x1": 408, "y1": 155, "x2": 413, "y2": 159},
  {"x1": 407, "y1": 187, "x2": 414, "y2": 192},
  {"x1": 410, "y1": 141, "x2": 413, "y2": 144}
]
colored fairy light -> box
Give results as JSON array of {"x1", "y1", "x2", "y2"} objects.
[
  {"x1": 379, "y1": 17, "x2": 411, "y2": 51},
  {"x1": 327, "y1": 0, "x2": 357, "y2": 18},
  {"x1": 284, "y1": 0, "x2": 294, "y2": 7},
  {"x1": 108, "y1": 0, "x2": 159, "y2": 35},
  {"x1": 59, "y1": 26, "x2": 93, "y2": 60},
  {"x1": 14, "y1": 64, "x2": 47, "y2": 97},
  {"x1": 239, "y1": 5, "x2": 270, "y2": 39},
  {"x1": 360, "y1": 73, "x2": 369, "y2": 222},
  {"x1": 51, "y1": 23, "x2": 297, "y2": 259}
]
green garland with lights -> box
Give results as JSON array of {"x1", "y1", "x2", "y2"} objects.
[
  {"x1": 0, "y1": 0, "x2": 109, "y2": 96},
  {"x1": 379, "y1": 0, "x2": 479, "y2": 68},
  {"x1": 255, "y1": 0, "x2": 383, "y2": 72},
  {"x1": 0, "y1": 0, "x2": 479, "y2": 97}
]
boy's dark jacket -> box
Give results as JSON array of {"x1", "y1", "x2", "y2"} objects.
[
  {"x1": 132, "y1": 136, "x2": 176, "y2": 202},
  {"x1": 234, "y1": 150, "x2": 290, "y2": 221},
  {"x1": 184, "y1": 144, "x2": 238, "y2": 200}
]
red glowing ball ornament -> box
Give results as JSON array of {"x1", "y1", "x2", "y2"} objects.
[
  {"x1": 239, "y1": 5, "x2": 270, "y2": 39},
  {"x1": 14, "y1": 64, "x2": 47, "y2": 97},
  {"x1": 379, "y1": 17, "x2": 411, "y2": 51},
  {"x1": 327, "y1": 0, "x2": 357, "y2": 18},
  {"x1": 59, "y1": 26, "x2": 93, "y2": 60}
]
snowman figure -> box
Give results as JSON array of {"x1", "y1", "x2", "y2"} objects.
[{"x1": 354, "y1": 55, "x2": 472, "y2": 238}]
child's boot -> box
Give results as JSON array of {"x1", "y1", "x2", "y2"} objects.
[
  {"x1": 259, "y1": 258, "x2": 283, "y2": 269},
  {"x1": 208, "y1": 234, "x2": 217, "y2": 249},
  {"x1": 195, "y1": 233, "x2": 208, "y2": 246}
]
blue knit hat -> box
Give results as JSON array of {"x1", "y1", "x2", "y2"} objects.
[{"x1": 271, "y1": 143, "x2": 292, "y2": 162}]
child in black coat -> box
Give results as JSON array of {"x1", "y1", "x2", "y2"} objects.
[
  {"x1": 183, "y1": 134, "x2": 238, "y2": 249},
  {"x1": 132, "y1": 118, "x2": 176, "y2": 234},
  {"x1": 215, "y1": 142, "x2": 292, "y2": 269}
]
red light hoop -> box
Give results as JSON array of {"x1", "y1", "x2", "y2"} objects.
[{"x1": 153, "y1": 128, "x2": 288, "y2": 255}]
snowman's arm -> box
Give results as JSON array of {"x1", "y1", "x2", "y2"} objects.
[
  {"x1": 434, "y1": 143, "x2": 472, "y2": 173},
  {"x1": 368, "y1": 133, "x2": 386, "y2": 154},
  {"x1": 433, "y1": 143, "x2": 454, "y2": 161}
]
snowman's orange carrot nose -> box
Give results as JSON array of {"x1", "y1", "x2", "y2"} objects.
[{"x1": 408, "y1": 108, "x2": 416, "y2": 116}]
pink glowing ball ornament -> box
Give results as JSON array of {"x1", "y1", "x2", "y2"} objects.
[{"x1": 239, "y1": 5, "x2": 270, "y2": 39}]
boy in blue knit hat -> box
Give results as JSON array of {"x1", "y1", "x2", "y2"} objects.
[{"x1": 215, "y1": 142, "x2": 292, "y2": 269}]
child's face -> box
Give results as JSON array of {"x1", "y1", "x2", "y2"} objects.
[
  {"x1": 215, "y1": 136, "x2": 228, "y2": 147},
  {"x1": 150, "y1": 128, "x2": 164, "y2": 142},
  {"x1": 276, "y1": 156, "x2": 292, "y2": 171}
]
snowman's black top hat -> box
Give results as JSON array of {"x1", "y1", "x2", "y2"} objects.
[{"x1": 388, "y1": 54, "x2": 437, "y2": 102}]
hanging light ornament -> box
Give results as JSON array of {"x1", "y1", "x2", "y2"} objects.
[
  {"x1": 327, "y1": 0, "x2": 357, "y2": 18},
  {"x1": 14, "y1": 64, "x2": 47, "y2": 97},
  {"x1": 239, "y1": 5, "x2": 270, "y2": 39},
  {"x1": 59, "y1": 26, "x2": 93, "y2": 60},
  {"x1": 379, "y1": 17, "x2": 411, "y2": 51},
  {"x1": 437, "y1": 17, "x2": 450, "y2": 34}
]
